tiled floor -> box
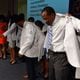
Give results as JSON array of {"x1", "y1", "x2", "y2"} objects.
[
  {"x1": 0, "y1": 55, "x2": 47, "y2": 80},
  {"x1": 0, "y1": 55, "x2": 79, "y2": 80},
  {"x1": 0, "y1": 56, "x2": 26, "y2": 80}
]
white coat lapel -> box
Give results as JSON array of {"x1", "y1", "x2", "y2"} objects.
[{"x1": 64, "y1": 21, "x2": 80, "y2": 67}]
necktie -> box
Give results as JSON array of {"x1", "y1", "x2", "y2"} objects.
[{"x1": 47, "y1": 27, "x2": 52, "y2": 49}]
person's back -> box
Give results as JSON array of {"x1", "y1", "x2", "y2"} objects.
[{"x1": 3, "y1": 14, "x2": 19, "y2": 64}]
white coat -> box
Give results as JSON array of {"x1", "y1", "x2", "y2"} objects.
[
  {"x1": 44, "y1": 14, "x2": 80, "y2": 78},
  {"x1": 19, "y1": 21, "x2": 45, "y2": 61},
  {"x1": 64, "y1": 16, "x2": 80, "y2": 68},
  {"x1": 3, "y1": 23, "x2": 17, "y2": 42},
  {"x1": 64, "y1": 16, "x2": 80, "y2": 78}
]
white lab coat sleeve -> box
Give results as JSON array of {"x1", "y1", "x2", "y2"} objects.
[
  {"x1": 64, "y1": 21, "x2": 80, "y2": 67},
  {"x1": 19, "y1": 23, "x2": 36, "y2": 55},
  {"x1": 70, "y1": 16, "x2": 80, "y2": 32},
  {"x1": 3, "y1": 23, "x2": 16, "y2": 37}
]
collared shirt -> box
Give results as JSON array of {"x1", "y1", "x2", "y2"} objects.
[
  {"x1": 51, "y1": 14, "x2": 80, "y2": 52},
  {"x1": 51, "y1": 15, "x2": 66, "y2": 52},
  {"x1": 44, "y1": 13, "x2": 67, "y2": 52}
]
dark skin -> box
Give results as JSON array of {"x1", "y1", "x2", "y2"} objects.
[
  {"x1": 17, "y1": 20, "x2": 24, "y2": 28},
  {"x1": 41, "y1": 11, "x2": 55, "y2": 26}
]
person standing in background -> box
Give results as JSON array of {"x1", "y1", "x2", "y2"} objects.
[
  {"x1": 3, "y1": 14, "x2": 18, "y2": 64},
  {"x1": 28, "y1": 17, "x2": 35, "y2": 22},
  {"x1": 0, "y1": 15, "x2": 7, "y2": 59},
  {"x1": 17, "y1": 14, "x2": 44, "y2": 80}
]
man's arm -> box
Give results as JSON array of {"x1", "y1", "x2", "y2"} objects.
[
  {"x1": 3, "y1": 23, "x2": 16, "y2": 37},
  {"x1": 19, "y1": 22, "x2": 36, "y2": 55}
]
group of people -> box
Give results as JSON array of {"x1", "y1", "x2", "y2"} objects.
[
  {"x1": 0, "y1": 6, "x2": 80, "y2": 80},
  {"x1": 20, "y1": 6, "x2": 80, "y2": 80},
  {"x1": 0, "y1": 12, "x2": 48, "y2": 80}
]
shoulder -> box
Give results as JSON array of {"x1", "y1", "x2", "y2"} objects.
[
  {"x1": 24, "y1": 21, "x2": 34, "y2": 28},
  {"x1": 23, "y1": 21, "x2": 36, "y2": 33}
]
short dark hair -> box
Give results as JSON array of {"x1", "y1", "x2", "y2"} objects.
[
  {"x1": 28, "y1": 17, "x2": 35, "y2": 22},
  {"x1": 11, "y1": 14, "x2": 18, "y2": 23},
  {"x1": 41, "y1": 6, "x2": 56, "y2": 15},
  {"x1": 35, "y1": 20, "x2": 44, "y2": 30},
  {"x1": 18, "y1": 13, "x2": 25, "y2": 21},
  {"x1": 15, "y1": 13, "x2": 25, "y2": 23}
]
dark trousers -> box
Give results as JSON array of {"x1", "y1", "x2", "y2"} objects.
[
  {"x1": 48, "y1": 50, "x2": 76, "y2": 80},
  {"x1": 25, "y1": 57, "x2": 44, "y2": 80}
]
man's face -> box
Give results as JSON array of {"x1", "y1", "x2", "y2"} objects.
[{"x1": 41, "y1": 11, "x2": 55, "y2": 25}]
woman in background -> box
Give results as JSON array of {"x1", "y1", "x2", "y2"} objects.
[{"x1": 0, "y1": 15, "x2": 7, "y2": 59}]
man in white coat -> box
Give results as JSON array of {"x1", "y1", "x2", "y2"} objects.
[
  {"x1": 17, "y1": 14, "x2": 44, "y2": 80},
  {"x1": 41, "y1": 6, "x2": 80, "y2": 80}
]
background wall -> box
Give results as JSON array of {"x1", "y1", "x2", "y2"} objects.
[
  {"x1": 1, "y1": 0, "x2": 79, "y2": 20},
  {"x1": 18, "y1": 0, "x2": 27, "y2": 19},
  {"x1": 27, "y1": 0, "x2": 69, "y2": 20},
  {"x1": 0, "y1": 0, "x2": 18, "y2": 16},
  {"x1": 0, "y1": 0, "x2": 8, "y2": 15}
]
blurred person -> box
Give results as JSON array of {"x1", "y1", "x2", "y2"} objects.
[
  {"x1": 17, "y1": 14, "x2": 44, "y2": 80},
  {"x1": 15, "y1": 13, "x2": 29, "y2": 79},
  {"x1": 0, "y1": 15, "x2": 7, "y2": 59},
  {"x1": 3, "y1": 14, "x2": 18, "y2": 64},
  {"x1": 28, "y1": 17, "x2": 35, "y2": 22},
  {"x1": 23, "y1": 16, "x2": 35, "y2": 79}
]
